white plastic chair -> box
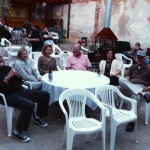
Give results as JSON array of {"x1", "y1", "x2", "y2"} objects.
[
  {"x1": 115, "y1": 53, "x2": 133, "y2": 77},
  {"x1": 59, "y1": 51, "x2": 72, "y2": 70},
  {"x1": 145, "y1": 102, "x2": 150, "y2": 125},
  {"x1": 59, "y1": 88, "x2": 106, "y2": 150},
  {"x1": 131, "y1": 94, "x2": 150, "y2": 125},
  {"x1": 52, "y1": 43, "x2": 62, "y2": 55},
  {"x1": 29, "y1": 51, "x2": 42, "y2": 69},
  {"x1": 95, "y1": 85, "x2": 137, "y2": 150},
  {"x1": 0, "y1": 47, "x2": 11, "y2": 65},
  {"x1": 0, "y1": 93, "x2": 14, "y2": 136}
]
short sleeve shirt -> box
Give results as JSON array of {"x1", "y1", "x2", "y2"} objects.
[{"x1": 66, "y1": 54, "x2": 92, "y2": 70}]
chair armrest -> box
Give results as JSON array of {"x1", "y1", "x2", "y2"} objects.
[
  {"x1": 0, "y1": 93, "x2": 8, "y2": 107},
  {"x1": 117, "y1": 91, "x2": 137, "y2": 114},
  {"x1": 23, "y1": 81, "x2": 32, "y2": 89},
  {"x1": 81, "y1": 46, "x2": 89, "y2": 52}
]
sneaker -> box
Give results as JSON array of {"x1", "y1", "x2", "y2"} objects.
[
  {"x1": 32, "y1": 115, "x2": 48, "y2": 127},
  {"x1": 13, "y1": 131, "x2": 31, "y2": 143},
  {"x1": 144, "y1": 94, "x2": 150, "y2": 103},
  {"x1": 126, "y1": 122, "x2": 135, "y2": 132}
]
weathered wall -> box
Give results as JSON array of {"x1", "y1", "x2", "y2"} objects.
[{"x1": 53, "y1": 0, "x2": 150, "y2": 49}]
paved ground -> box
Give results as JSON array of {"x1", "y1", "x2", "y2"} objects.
[{"x1": 0, "y1": 39, "x2": 150, "y2": 150}]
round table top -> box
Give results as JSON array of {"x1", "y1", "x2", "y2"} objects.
[{"x1": 42, "y1": 70, "x2": 110, "y2": 89}]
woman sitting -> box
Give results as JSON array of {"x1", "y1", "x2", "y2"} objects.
[
  {"x1": 99, "y1": 49, "x2": 123, "y2": 86},
  {"x1": 38, "y1": 45, "x2": 57, "y2": 75},
  {"x1": 14, "y1": 48, "x2": 42, "y2": 89}
]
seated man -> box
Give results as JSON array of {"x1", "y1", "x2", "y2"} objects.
[
  {"x1": 0, "y1": 54, "x2": 50, "y2": 142},
  {"x1": 119, "y1": 50, "x2": 150, "y2": 131},
  {"x1": 66, "y1": 43, "x2": 92, "y2": 71}
]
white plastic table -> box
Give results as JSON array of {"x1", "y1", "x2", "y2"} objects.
[{"x1": 42, "y1": 70, "x2": 110, "y2": 109}]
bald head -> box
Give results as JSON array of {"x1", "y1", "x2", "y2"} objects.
[{"x1": 73, "y1": 43, "x2": 81, "y2": 57}]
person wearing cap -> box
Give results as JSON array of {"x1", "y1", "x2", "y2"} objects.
[
  {"x1": 128, "y1": 42, "x2": 143, "y2": 64},
  {"x1": 119, "y1": 50, "x2": 150, "y2": 132}
]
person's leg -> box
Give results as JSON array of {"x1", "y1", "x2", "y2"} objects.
[
  {"x1": 18, "y1": 89, "x2": 50, "y2": 117},
  {"x1": 6, "y1": 94, "x2": 35, "y2": 131},
  {"x1": 16, "y1": 89, "x2": 50, "y2": 127},
  {"x1": 109, "y1": 76, "x2": 119, "y2": 86},
  {"x1": 6, "y1": 94, "x2": 35, "y2": 142},
  {"x1": 119, "y1": 78, "x2": 143, "y2": 96}
]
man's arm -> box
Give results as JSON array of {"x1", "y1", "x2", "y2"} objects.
[{"x1": 66, "y1": 56, "x2": 72, "y2": 70}]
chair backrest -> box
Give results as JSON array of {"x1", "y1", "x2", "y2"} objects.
[
  {"x1": 52, "y1": 44, "x2": 62, "y2": 55},
  {"x1": 59, "y1": 88, "x2": 106, "y2": 120},
  {"x1": 1, "y1": 38, "x2": 11, "y2": 49},
  {"x1": 59, "y1": 51, "x2": 72, "y2": 69},
  {"x1": 115, "y1": 53, "x2": 133, "y2": 77},
  {"x1": 29, "y1": 52, "x2": 42, "y2": 69},
  {"x1": 95, "y1": 85, "x2": 119, "y2": 109},
  {"x1": 0, "y1": 47, "x2": 11, "y2": 65},
  {"x1": 59, "y1": 29, "x2": 66, "y2": 37}
]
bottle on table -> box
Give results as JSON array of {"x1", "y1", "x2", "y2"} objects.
[{"x1": 48, "y1": 67, "x2": 53, "y2": 81}]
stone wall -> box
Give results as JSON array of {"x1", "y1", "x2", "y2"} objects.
[{"x1": 52, "y1": 0, "x2": 150, "y2": 49}]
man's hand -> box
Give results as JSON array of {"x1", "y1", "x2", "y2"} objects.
[
  {"x1": 143, "y1": 86, "x2": 150, "y2": 92},
  {"x1": 7, "y1": 69, "x2": 19, "y2": 78}
]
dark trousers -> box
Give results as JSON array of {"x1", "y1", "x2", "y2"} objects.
[
  {"x1": 109, "y1": 75, "x2": 119, "y2": 86},
  {"x1": 5, "y1": 89, "x2": 50, "y2": 131}
]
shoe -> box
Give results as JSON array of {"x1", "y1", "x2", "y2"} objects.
[
  {"x1": 126, "y1": 122, "x2": 135, "y2": 132},
  {"x1": 144, "y1": 94, "x2": 150, "y2": 103},
  {"x1": 13, "y1": 131, "x2": 31, "y2": 143},
  {"x1": 32, "y1": 115, "x2": 48, "y2": 127}
]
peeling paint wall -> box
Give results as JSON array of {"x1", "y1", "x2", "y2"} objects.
[
  {"x1": 53, "y1": 0, "x2": 150, "y2": 49},
  {"x1": 111, "y1": 0, "x2": 150, "y2": 48}
]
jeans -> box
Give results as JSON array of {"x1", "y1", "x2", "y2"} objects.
[{"x1": 5, "y1": 89, "x2": 50, "y2": 131}]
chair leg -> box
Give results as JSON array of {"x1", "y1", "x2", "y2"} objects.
[
  {"x1": 6, "y1": 107, "x2": 13, "y2": 136},
  {"x1": 110, "y1": 121, "x2": 117, "y2": 150},
  {"x1": 134, "y1": 120, "x2": 138, "y2": 143},
  {"x1": 62, "y1": 124, "x2": 67, "y2": 146},
  {"x1": 102, "y1": 130, "x2": 106, "y2": 150},
  {"x1": 67, "y1": 130, "x2": 74, "y2": 150},
  {"x1": 145, "y1": 102, "x2": 150, "y2": 125}
]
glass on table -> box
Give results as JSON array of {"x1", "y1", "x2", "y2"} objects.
[{"x1": 96, "y1": 69, "x2": 101, "y2": 77}]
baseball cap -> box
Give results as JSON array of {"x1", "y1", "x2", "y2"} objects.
[
  {"x1": 136, "y1": 50, "x2": 146, "y2": 57},
  {"x1": 44, "y1": 40, "x2": 54, "y2": 46}
]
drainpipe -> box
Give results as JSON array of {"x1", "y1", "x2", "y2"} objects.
[
  {"x1": 67, "y1": 1, "x2": 71, "y2": 38},
  {"x1": 104, "y1": 0, "x2": 112, "y2": 28}
]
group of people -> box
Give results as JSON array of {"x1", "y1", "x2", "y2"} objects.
[
  {"x1": 128, "y1": 42, "x2": 150, "y2": 64},
  {"x1": 22, "y1": 21, "x2": 57, "y2": 52},
  {"x1": 0, "y1": 53, "x2": 50, "y2": 142},
  {"x1": 1, "y1": 24, "x2": 150, "y2": 143}
]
